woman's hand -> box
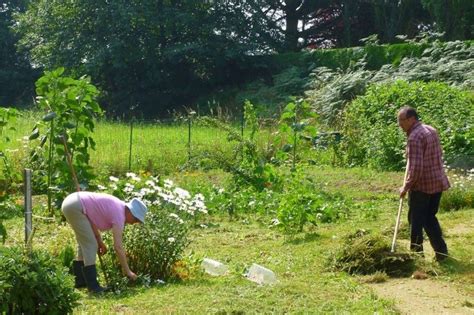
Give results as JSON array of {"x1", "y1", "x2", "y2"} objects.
[
  {"x1": 126, "y1": 270, "x2": 138, "y2": 281},
  {"x1": 98, "y1": 241, "x2": 108, "y2": 255},
  {"x1": 112, "y1": 224, "x2": 137, "y2": 281}
]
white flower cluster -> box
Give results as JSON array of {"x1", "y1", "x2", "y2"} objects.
[
  {"x1": 126, "y1": 172, "x2": 141, "y2": 182},
  {"x1": 106, "y1": 173, "x2": 208, "y2": 217},
  {"x1": 448, "y1": 168, "x2": 474, "y2": 190}
]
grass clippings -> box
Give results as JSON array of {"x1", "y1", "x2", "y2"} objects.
[{"x1": 328, "y1": 229, "x2": 415, "y2": 277}]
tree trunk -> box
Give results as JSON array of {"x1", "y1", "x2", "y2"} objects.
[
  {"x1": 284, "y1": 0, "x2": 301, "y2": 51},
  {"x1": 342, "y1": 0, "x2": 352, "y2": 47}
]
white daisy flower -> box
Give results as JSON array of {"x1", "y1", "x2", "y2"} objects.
[{"x1": 109, "y1": 176, "x2": 119, "y2": 182}]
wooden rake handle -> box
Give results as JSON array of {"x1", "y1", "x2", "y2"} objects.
[{"x1": 390, "y1": 165, "x2": 409, "y2": 253}]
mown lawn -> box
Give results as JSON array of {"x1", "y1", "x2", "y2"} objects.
[{"x1": 4, "y1": 166, "x2": 473, "y2": 313}]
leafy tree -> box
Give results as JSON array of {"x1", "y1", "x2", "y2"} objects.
[
  {"x1": 14, "y1": 0, "x2": 255, "y2": 116},
  {"x1": 214, "y1": 0, "x2": 339, "y2": 52},
  {"x1": 0, "y1": 0, "x2": 38, "y2": 106},
  {"x1": 10, "y1": 0, "x2": 473, "y2": 117},
  {"x1": 421, "y1": 0, "x2": 474, "y2": 40},
  {"x1": 336, "y1": 0, "x2": 432, "y2": 46}
]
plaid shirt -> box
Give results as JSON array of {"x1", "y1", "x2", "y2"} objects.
[{"x1": 403, "y1": 122, "x2": 450, "y2": 194}]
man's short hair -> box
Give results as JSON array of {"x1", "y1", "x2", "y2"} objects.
[{"x1": 400, "y1": 106, "x2": 419, "y2": 120}]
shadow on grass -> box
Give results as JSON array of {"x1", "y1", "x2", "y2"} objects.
[
  {"x1": 91, "y1": 277, "x2": 218, "y2": 300},
  {"x1": 439, "y1": 257, "x2": 474, "y2": 276},
  {"x1": 285, "y1": 232, "x2": 322, "y2": 245}
]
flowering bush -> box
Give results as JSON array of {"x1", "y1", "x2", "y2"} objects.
[
  {"x1": 441, "y1": 168, "x2": 474, "y2": 211},
  {"x1": 99, "y1": 172, "x2": 207, "y2": 282}
]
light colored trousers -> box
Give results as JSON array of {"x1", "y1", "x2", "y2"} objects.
[{"x1": 62, "y1": 192, "x2": 97, "y2": 266}]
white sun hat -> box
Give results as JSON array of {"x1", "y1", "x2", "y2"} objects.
[{"x1": 126, "y1": 198, "x2": 148, "y2": 223}]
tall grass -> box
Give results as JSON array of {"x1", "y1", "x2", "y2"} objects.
[
  {"x1": 6, "y1": 110, "x2": 342, "y2": 178},
  {"x1": 5, "y1": 111, "x2": 243, "y2": 175},
  {"x1": 92, "y1": 120, "x2": 234, "y2": 174}
]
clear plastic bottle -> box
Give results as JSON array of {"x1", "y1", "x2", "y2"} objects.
[
  {"x1": 246, "y1": 263, "x2": 277, "y2": 285},
  {"x1": 201, "y1": 258, "x2": 228, "y2": 276}
]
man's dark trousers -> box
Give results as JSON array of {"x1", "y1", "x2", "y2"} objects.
[{"x1": 408, "y1": 191, "x2": 448, "y2": 257}]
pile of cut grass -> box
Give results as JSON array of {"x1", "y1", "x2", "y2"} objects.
[{"x1": 328, "y1": 229, "x2": 415, "y2": 277}]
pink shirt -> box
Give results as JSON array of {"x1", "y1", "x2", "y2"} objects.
[
  {"x1": 403, "y1": 122, "x2": 450, "y2": 194},
  {"x1": 78, "y1": 192, "x2": 126, "y2": 231}
]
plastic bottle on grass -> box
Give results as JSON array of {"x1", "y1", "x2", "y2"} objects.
[
  {"x1": 246, "y1": 263, "x2": 277, "y2": 285},
  {"x1": 201, "y1": 258, "x2": 228, "y2": 276}
]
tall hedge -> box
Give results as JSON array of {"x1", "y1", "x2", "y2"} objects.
[{"x1": 342, "y1": 80, "x2": 474, "y2": 170}]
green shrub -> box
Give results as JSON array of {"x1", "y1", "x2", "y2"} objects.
[
  {"x1": 276, "y1": 170, "x2": 350, "y2": 234},
  {"x1": 0, "y1": 247, "x2": 79, "y2": 314},
  {"x1": 441, "y1": 187, "x2": 474, "y2": 211},
  {"x1": 0, "y1": 107, "x2": 21, "y2": 192},
  {"x1": 0, "y1": 107, "x2": 22, "y2": 243},
  {"x1": 306, "y1": 40, "x2": 474, "y2": 126},
  {"x1": 343, "y1": 80, "x2": 474, "y2": 170},
  {"x1": 199, "y1": 102, "x2": 282, "y2": 192},
  {"x1": 0, "y1": 199, "x2": 21, "y2": 244}
]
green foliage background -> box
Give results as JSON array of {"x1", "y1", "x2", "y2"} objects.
[
  {"x1": 3, "y1": 0, "x2": 473, "y2": 116},
  {"x1": 343, "y1": 80, "x2": 474, "y2": 170},
  {"x1": 306, "y1": 40, "x2": 474, "y2": 126}
]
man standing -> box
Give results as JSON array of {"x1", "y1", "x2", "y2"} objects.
[{"x1": 397, "y1": 106, "x2": 450, "y2": 261}]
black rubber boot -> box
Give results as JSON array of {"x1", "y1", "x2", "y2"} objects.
[
  {"x1": 82, "y1": 264, "x2": 106, "y2": 293},
  {"x1": 72, "y1": 260, "x2": 87, "y2": 288}
]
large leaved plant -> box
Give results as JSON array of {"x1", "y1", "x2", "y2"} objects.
[{"x1": 28, "y1": 67, "x2": 103, "y2": 213}]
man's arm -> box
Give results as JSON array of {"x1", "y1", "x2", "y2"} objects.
[{"x1": 401, "y1": 137, "x2": 423, "y2": 196}]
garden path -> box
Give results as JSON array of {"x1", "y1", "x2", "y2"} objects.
[
  {"x1": 369, "y1": 223, "x2": 474, "y2": 314},
  {"x1": 370, "y1": 277, "x2": 473, "y2": 314}
]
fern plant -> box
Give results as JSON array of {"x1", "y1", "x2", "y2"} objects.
[{"x1": 306, "y1": 40, "x2": 474, "y2": 127}]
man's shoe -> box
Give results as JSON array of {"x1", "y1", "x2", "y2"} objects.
[{"x1": 435, "y1": 252, "x2": 448, "y2": 262}]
